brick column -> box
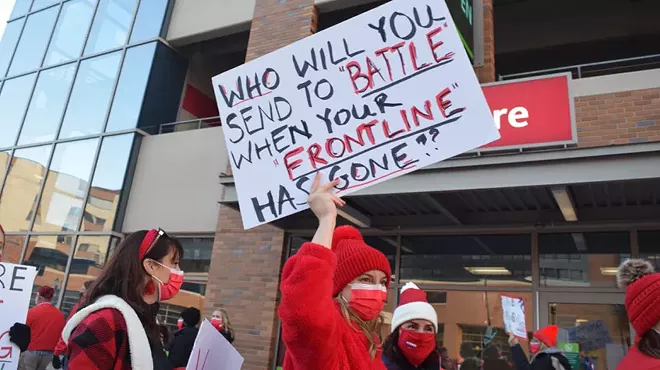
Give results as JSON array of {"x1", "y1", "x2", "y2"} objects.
[
  {"x1": 206, "y1": 1, "x2": 317, "y2": 369},
  {"x1": 474, "y1": 0, "x2": 495, "y2": 83}
]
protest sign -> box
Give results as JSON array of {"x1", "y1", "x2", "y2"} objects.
[
  {"x1": 567, "y1": 320, "x2": 612, "y2": 352},
  {"x1": 187, "y1": 320, "x2": 243, "y2": 370},
  {"x1": 501, "y1": 294, "x2": 527, "y2": 340},
  {"x1": 212, "y1": 0, "x2": 500, "y2": 229},
  {"x1": 0, "y1": 262, "x2": 37, "y2": 370}
]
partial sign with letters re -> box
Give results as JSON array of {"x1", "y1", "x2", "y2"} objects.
[
  {"x1": 0, "y1": 262, "x2": 37, "y2": 370},
  {"x1": 213, "y1": 0, "x2": 500, "y2": 229}
]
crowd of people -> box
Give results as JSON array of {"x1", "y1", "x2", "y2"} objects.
[{"x1": 2, "y1": 175, "x2": 660, "y2": 369}]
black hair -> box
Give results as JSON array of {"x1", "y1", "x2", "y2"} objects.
[{"x1": 639, "y1": 329, "x2": 660, "y2": 359}]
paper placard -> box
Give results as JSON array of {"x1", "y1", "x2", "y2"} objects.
[
  {"x1": 0, "y1": 262, "x2": 38, "y2": 370},
  {"x1": 212, "y1": 0, "x2": 500, "y2": 229},
  {"x1": 186, "y1": 320, "x2": 243, "y2": 370},
  {"x1": 501, "y1": 294, "x2": 527, "y2": 340}
]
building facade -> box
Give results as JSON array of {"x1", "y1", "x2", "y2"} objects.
[{"x1": 2, "y1": 0, "x2": 660, "y2": 370}]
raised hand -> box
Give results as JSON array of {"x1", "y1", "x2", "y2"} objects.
[{"x1": 307, "y1": 173, "x2": 345, "y2": 222}]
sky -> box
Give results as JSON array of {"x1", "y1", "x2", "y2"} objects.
[{"x1": 0, "y1": 0, "x2": 16, "y2": 40}]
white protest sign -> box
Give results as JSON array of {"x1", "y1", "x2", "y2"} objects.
[
  {"x1": 0, "y1": 263, "x2": 38, "y2": 370},
  {"x1": 213, "y1": 0, "x2": 500, "y2": 229},
  {"x1": 186, "y1": 320, "x2": 243, "y2": 370},
  {"x1": 501, "y1": 294, "x2": 527, "y2": 340}
]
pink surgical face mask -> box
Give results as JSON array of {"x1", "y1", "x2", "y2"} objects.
[
  {"x1": 348, "y1": 283, "x2": 387, "y2": 321},
  {"x1": 530, "y1": 341, "x2": 541, "y2": 354},
  {"x1": 150, "y1": 260, "x2": 184, "y2": 301}
]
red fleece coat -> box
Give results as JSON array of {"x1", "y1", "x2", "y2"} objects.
[
  {"x1": 616, "y1": 345, "x2": 660, "y2": 370},
  {"x1": 54, "y1": 302, "x2": 81, "y2": 356},
  {"x1": 278, "y1": 242, "x2": 387, "y2": 370}
]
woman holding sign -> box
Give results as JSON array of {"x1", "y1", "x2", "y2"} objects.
[
  {"x1": 382, "y1": 282, "x2": 441, "y2": 370},
  {"x1": 278, "y1": 174, "x2": 392, "y2": 369},
  {"x1": 508, "y1": 326, "x2": 570, "y2": 370},
  {"x1": 61, "y1": 229, "x2": 184, "y2": 370},
  {"x1": 616, "y1": 259, "x2": 660, "y2": 370}
]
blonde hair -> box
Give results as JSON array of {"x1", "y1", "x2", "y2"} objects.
[
  {"x1": 213, "y1": 309, "x2": 234, "y2": 338},
  {"x1": 336, "y1": 295, "x2": 384, "y2": 359}
]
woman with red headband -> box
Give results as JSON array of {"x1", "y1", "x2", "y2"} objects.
[
  {"x1": 61, "y1": 229, "x2": 184, "y2": 370},
  {"x1": 278, "y1": 174, "x2": 392, "y2": 369}
]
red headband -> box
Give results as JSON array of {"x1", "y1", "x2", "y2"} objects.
[{"x1": 138, "y1": 229, "x2": 164, "y2": 260}]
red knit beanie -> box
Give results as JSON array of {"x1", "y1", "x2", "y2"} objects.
[
  {"x1": 617, "y1": 259, "x2": 660, "y2": 337},
  {"x1": 38, "y1": 286, "x2": 55, "y2": 300},
  {"x1": 331, "y1": 226, "x2": 391, "y2": 297},
  {"x1": 533, "y1": 325, "x2": 558, "y2": 348}
]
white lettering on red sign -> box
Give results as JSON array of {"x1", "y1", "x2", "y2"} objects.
[{"x1": 492, "y1": 107, "x2": 529, "y2": 130}]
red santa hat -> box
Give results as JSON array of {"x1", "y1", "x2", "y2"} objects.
[{"x1": 391, "y1": 282, "x2": 438, "y2": 333}]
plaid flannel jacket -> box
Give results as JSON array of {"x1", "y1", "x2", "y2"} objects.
[{"x1": 67, "y1": 308, "x2": 131, "y2": 370}]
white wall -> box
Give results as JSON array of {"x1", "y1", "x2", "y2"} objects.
[
  {"x1": 122, "y1": 127, "x2": 228, "y2": 234},
  {"x1": 166, "y1": 0, "x2": 255, "y2": 45}
]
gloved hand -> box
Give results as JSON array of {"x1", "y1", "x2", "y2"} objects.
[
  {"x1": 9, "y1": 323, "x2": 31, "y2": 352},
  {"x1": 52, "y1": 355, "x2": 62, "y2": 369}
]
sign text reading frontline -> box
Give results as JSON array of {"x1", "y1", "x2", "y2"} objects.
[{"x1": 212, "y1": 0, "x2": 500, "y2": 229}]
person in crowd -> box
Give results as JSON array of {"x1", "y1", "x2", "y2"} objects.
[
  {"x1": 440, "y1": 347, "x2": 458, "y2": 370},
  {"x1": 615, "y1": 259, "x2": 660, "y2": 369},
  {"x1": 460, "y1": 358, "x2": 483, "y2": 370},
  {"x1": 19, "y1": 286, "x2": 66, "y2": 370},
  {"x1": 211, "y1": 309, "x2": 235, "y2": 344},
  {"x1": 459, "y1": 343, "x2": 481, "y2": 369},
  {"x1": 52, "y1": 281, "x2": 93, "y2": 369},
  {"x1": 508, "y1": 326, "x2": 570, "y2": 370},
  {"x1": 278, "y1": 174, "x2": 392, "y2": 369},
  {"x1": 0, "y1": 224, "x2": 33, "y2": 355},
  {"x1": 168, "y1": 307, "x2": 201, "y2": 369},
  {"x1": 61, "y1": 229, "x2": 184, "y2": 370},
  {"x1": 382, "y1": 282, "x2": 440, "y2": 370},
  {"x1": 483, "y1": 344, "x2": 512, "y2": 370}
]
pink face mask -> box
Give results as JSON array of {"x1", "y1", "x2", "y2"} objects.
[
  {"x1": 177, "y1": 318, "x2": 184, "y2": 330},
  {"x1": 211, "y1": 318, "x2": 224, "y2": 331},
  {"x1": 348, "y1": 284, "x2": 387, "y2": 321},
  {"x1": 530, "y1": 341, "x2": 541, "y2": 354},
  {"x1": 151, "y1": 260, "x2": 184, "y2": 301}
]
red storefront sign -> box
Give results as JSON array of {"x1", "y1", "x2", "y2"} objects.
[{"x1": 480, "y1": 74, "x2": 575, "y2": 150}]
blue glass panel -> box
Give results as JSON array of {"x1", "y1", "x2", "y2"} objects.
[
  {"x1": 84, "y1": 0, "x2": 138, "y2": 55},
  {"x1": 81, "y1": 134, "x2": 134, "y2": 232},
  {"x1": 33, "y1": 138, "x2": 98, "y2": 232},
  {"x1": 105, "y1": 42, "x2": 155, "y2": 132},
  {"x1": 18, "y1": 63, "x2": 76, "y2": 145},
  {"x1": 130, "y1": 0, "x2": 168, "y2": 43},
  {"x1": 58, "y1": 51, "x2": 121, "y2": 139},
  {"x1": 44, "y1": 0, "x2": 97, "y2": 67},
  {"x1": 9, "y1": 0, "x2": 32, "y2": 19},
  {"x1": 0, "y1": 74, "x2": 37, "y2": 148},
  {"x1": 8, "y1": 7, "x2": 58, "y2": 76},
  {"x1": 31, "y1": 0, "x2": 60, "y2": 11},
  {"x1": 0, "y1": 19, "x2": 25, "y2": 78}
]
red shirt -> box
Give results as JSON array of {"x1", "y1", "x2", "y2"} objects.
[
  {"x1": 54, "y1": 302, "x2": 81, "y2": 356},
  {"x1": 617, "y1": 345, "x2": 660, "y2": 370},
  {"x1": 278, "y1": 242, "x2": 387, "y2": 370},
  {"x1": 26, "y1": 302, "x2": 66, "y2": 351}
]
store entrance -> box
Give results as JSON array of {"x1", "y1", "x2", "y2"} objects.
[{"x1": 539, "y1": 293, "x2": 630, "y2": 370}]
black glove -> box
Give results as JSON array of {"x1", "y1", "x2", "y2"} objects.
[
  {"x1": 52, "y1": 355, "x2": 62, "y2": 369},
  {"x1": 9, "y1": 323, "x2": 30, "y2": 352}
]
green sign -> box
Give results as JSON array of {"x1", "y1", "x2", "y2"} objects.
[{"x1": 558, "y1": 342, "x2": 580, "y2": 370}]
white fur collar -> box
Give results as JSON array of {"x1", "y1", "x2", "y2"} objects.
[{"x1": 61, "y1": 295, "x2": 153, "y2": 370}]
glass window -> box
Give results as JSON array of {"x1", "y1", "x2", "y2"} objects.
[
  {"x1": 3, "y1": 235, "x2": 26, "y2": 264},
  {"x1": 0, "y1": 19, "x2": 25, "y2": 78},
  {"x1": 0, "y1": 151, "x2": 9, "y2": 186},
  {"x1": 539, "y1": 232, "x2": 630, "y2": 288},
  {"x1": 9, "y1": 0, "x2": 32, "y2": 19},
  {"x1": 0, "y1": 74, "x2": 37, "y2": 148},
  {"x1": 25, "y1": 235, "x2": 73, "y2": 308},
  {"x1": 31, "y1": 0, "x2": 60, "y2": 11},
  {"x1": 639, "y1": 230, "x2": 660, "y2": 270},
  {"x1": 179, "y1": 237, "x2": 213, "y2": 274},
  {"x1": 44, "y1": 0, "x2": 97, "y2": 67},
  {"x1": 81, "y1": 134, "x2": 134, "y2": 232},
  {"x1": 401, "y1": 235, "x2": 532, "y2": 286},
  {"x1": 8, "y1": 7, "x2": 58, "y2": 76},
  {"x1": 32, "y1": 139, "x2": 98, "y2": 232},
  {"x1": 129, "y1": 0, "x2": 167, "y2": 43},
  {"x1": 105, "y1": 42, "x2": 155, "y2": 132},
  {"x1": 18, "y1": 64, "x2": 76, "y2": 145},
  {"x1": 61, "y1": 235, "x2": 110, "y2": 316},
  {"x1": 84, "y1": 0, "x2": 138, "y2": 55},
  {"x1": 58, "y1": 51, "x2": 121, "y2": 139},
  {"x1": 0, "y1": 145, "x2": 51, "y2": 231}
]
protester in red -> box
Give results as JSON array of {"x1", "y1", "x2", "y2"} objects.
[
  {"x1": 61, "y1": 229, "x2": 184, "y2": 370},
  {"x1": 616, "y1": 259, "x2": 660, "y2": 370},
  {"x1": 508, "y1": 325, "x2": 570, "y2": 370},
  {"x1": 210, "y1": 309, "x2": 235, "y2": 344},
  {"x1": 52, "y1": 280, "x2": 92, "y2": 369},
  {"x1": 19, "y1": 286, "x2": 66, "y2": 370},
  {"x1": 382, "y1": 282, "x2": 440, "y2": 370},
  {"x1": 278, "y1": 174, "x2": 391, "y2": 369}
]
